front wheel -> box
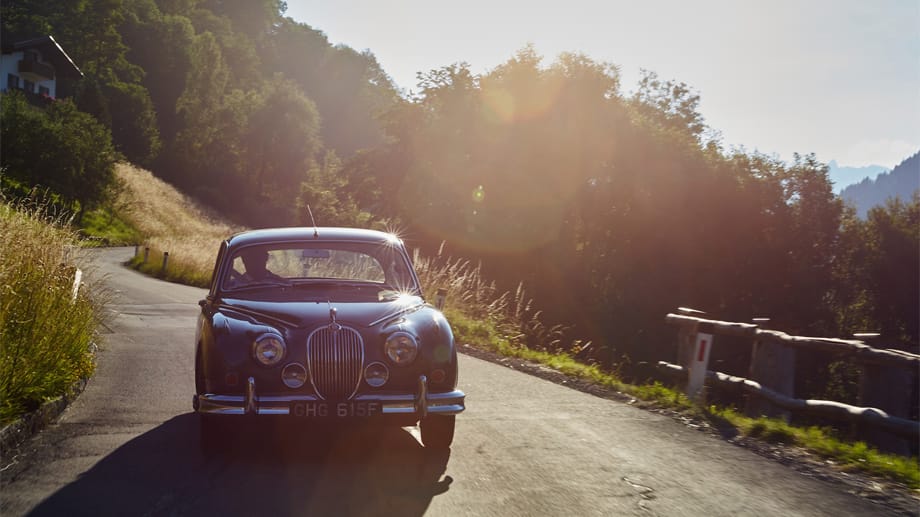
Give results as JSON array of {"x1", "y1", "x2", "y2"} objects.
[
  {"x1": 419, "y1": 415, "x2": 455, "y2": 449},
  {"x1": 199, "y1": 414, "x2": 226, "y2": 456}
]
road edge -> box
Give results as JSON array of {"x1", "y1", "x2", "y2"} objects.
[
  {"x1": 0, "y1": 345, "x2": 96, "y2": 455},
  {"x1": 457, "y1": 343, "x2": 920, "y2": 515}
]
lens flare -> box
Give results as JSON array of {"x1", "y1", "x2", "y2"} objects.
[{"x1": 472, "y1": 185, "x2": 485, "y2": 203}]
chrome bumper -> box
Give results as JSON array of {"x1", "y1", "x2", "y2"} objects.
[{"x1": 193, "y1": 375, "x2": 465, "y2": 417}]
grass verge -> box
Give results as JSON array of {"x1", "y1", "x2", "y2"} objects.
[
  {"x1": 79, "y1": 206, "x2": 142, "y2": 246},
  {"x1": 447, "y1": 307, "x2": 919, "y2": 489},
  {"x1": 127, "y1": 247, "x2": 211, "y2": 288},
  {"x1": 0, "y1": 200, "x2": 102, "y2": 426}
]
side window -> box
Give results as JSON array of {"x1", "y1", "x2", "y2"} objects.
[{"x1": 7, "y1": 74, "x2": 20, "y2": 90}]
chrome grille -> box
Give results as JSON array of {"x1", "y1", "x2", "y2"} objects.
[{"x1": 306, "y1": 324, "x2": 364, "y2": 400}]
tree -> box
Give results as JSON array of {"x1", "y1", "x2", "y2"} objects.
[
  {"x1": 122, "y1": 0, "x2": 197, "y2": 144},
  {"x1": 240, "y1": 75, "x2": 322, "y2": 223},
  {"x1": 1, "y1": 92, "x2": 116, "y2": 221},
  {"x1": 262, "y1": 18, "x2": 399, "y2": 157},
  {"x1": 297, "y1": 151, "x2": 374, "y2": 228},
  {"x1": 630, "y1": 69, "x2": 705, "y2": 143},
  {"x1": 2, "y1": 0, "x2": 162, "y2": 165},
  {"x1": 835, "y1": 195, "x2": 920, "y2": 348}
]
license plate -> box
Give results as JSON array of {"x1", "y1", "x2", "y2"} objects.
[{"x1": 290, "y1": 401, "x2": 380, "y2": 418}]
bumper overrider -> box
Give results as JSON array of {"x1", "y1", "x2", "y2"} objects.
[{"x1": 193, "y1": 374, "x2": 465, "y2": 418}]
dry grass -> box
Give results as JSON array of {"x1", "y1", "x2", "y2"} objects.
[
  {"x1": 0, "y1": 199, "x2": 101, "y2": 424},
  {"x1": 115, "y1": 163, "x2": 244, "y2": 283}
]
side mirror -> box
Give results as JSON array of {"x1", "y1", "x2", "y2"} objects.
[{"x1": 435, "y1": 288, "x2": 447, "y2": 311}]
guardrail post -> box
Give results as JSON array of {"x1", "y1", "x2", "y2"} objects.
[
  {"x1": 744, "y1": 318, "x2": 794, "y2": 421},
  {"x1": 676, "y1": 307, "x2": 705, "y2": 369},
  {"x1": 435, "y1": 287, "x2": 447, "y2": 310},
  {"x1": 686, "y1": 321, "x2": 714, "y2": 401},
  {"x1": 70, "y1": 268, "x2": 82, "y2": 303},
  {"x1": 856, "y1": 334, "x2": 911, "y2": 455},
  {"x1": 162, "y1": 251, "x2": 169, "y2": 275}
]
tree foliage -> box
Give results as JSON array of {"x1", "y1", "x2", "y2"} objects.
[
  {"x1": 1, "y1": 2, "x2": 915, "y2": 375},
  {"x1": 1, "y1": 92, "x2": 116, "y2": 220},
  {"x1": 346, "y1": 49, "x2": 917, "y2": 369}
]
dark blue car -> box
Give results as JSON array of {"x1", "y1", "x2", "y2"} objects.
[{"x1": 194, "y1": 227, "x2": 464, "y2": 450}]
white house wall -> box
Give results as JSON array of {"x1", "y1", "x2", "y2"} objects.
[{"x1": 0, "y1": 50, "x2": 58, "y2": 98}]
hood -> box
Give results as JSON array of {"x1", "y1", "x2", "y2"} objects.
[{"x1": 218, "y1": 296, "x2": 425, "y2": 329}]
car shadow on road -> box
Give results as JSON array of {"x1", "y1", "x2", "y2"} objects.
[{"x1": 28, "y1": 413, "x2": 453, "y2": 516}]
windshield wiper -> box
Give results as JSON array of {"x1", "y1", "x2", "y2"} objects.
[
  {"x1": 228, "y1": 279, "x2": 292, "y2": 291},
  {"x1": 291, "y1": 280, "x2": 373, "y2": 289}
]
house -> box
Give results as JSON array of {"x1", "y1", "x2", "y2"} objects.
[{"x1": 0, "y1": 35, "x2": 83, "y2": 102}]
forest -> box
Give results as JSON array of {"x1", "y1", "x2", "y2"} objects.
[{"x1": 1, "y1": 0, "x2": 917, "y2": 380}]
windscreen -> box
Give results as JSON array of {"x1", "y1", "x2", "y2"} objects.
[{"x1": 221, "y1": 241, "x2": 417, "y2": 293}]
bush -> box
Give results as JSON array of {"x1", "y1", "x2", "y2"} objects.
[{"x1": 0, "y1": 91, "x2": 117, "y2": 222}]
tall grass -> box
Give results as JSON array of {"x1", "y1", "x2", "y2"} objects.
[
  {"x1": 115, "y1": 163, "x2": 243, "y2": 286},
  {"x1": 412, "y1": 243, "x2": 577, "y2": 354},
  {"x1": 0, "y1": 199, "x2": 101, "y2": 424}
]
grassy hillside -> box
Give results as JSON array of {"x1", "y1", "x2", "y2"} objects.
[{"x1": 114, "y1": 163, "x2": 243, "y2": 286}]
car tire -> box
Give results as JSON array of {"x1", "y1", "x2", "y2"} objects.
[
  {"x1": 199, "y1": 414, "x2": 225, "y2": 456},
  {"x1": 420, "y1": 415, "x2": 455, "y2": 449}
]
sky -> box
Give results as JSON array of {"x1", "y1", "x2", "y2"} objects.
[{"x1": 284, "y1": 0, "x2": 920, "y2": 169}]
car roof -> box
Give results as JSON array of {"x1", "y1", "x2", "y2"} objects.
[{"x1": 225, "y1": 227, "x2": 403, "y2": 249}]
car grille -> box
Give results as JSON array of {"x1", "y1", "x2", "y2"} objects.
[{"x1": 306, "y1": 324, "x2": 364, "y2": 400}]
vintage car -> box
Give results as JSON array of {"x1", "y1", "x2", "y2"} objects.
[{"x1": 193, "y1": 227, "x2": 465, "y2": 449}]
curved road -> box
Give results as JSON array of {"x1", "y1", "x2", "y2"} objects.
[{"x1": 0, "y1": 247, "x2": 895, "y2": 516}]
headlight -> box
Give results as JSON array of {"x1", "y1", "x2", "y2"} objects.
[
  {"x1": 384, "y1": 332, "x2": 418, "y2": 365},
  {"x1": 253, "y1": 334, "x2": 286, "y2": 366}
]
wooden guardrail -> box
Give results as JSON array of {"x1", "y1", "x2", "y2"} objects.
[{"x1": 658, "y1": 309, "x2": 919, "y2": 454}]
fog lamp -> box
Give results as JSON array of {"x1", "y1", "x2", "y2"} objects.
[
  {"x1": 364, "y1": 362, "x2": 389, "y2": 387},
  {"x1": 282, "y1": 363, "x2": 308, "y2": 388}
]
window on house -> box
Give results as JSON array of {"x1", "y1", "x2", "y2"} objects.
[
  {"x1": 7, "y1": 74, "x2": 20, "y2": 90},
  {"x1": 23, "y1": 79, "x2": 34, "y2": 93},
  {"x1": 39, "y1": 85, "x2": 50, "y2": 96}
]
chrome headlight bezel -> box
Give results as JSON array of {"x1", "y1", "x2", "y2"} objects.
[
  {"x1": 252, "y1": 333, "x2": 286, "y2": 367},
  {"x1": 384, "y1": 331, "x2": 418, "y2": 366}
]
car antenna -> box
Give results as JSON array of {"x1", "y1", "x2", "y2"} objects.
[{"x1": 307, "y1": 205, "x2": 318, "y2": 238}]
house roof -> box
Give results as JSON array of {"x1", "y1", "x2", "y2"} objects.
[{"x1": 1, "y1": 35, "x2": 83, "y2": 79}]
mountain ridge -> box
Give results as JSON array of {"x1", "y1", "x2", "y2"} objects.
[
  {"x1": 839, "y1": 152, "x2": 920, "y2": 218},
  {"x1": 827, "y1": 160, "x2": 888, "y2": 193}
]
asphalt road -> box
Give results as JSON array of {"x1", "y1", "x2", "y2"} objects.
[{"x1": 0, "y1": 247, "x2": 899, "y2": 516}]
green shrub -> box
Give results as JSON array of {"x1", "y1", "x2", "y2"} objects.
[{"x1": 1, "y1": 91, "x2": 117, "y2": 222}]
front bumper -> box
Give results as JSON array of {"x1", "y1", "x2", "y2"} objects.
[{"x1": 193, "y1": 375, "x2": 465, "y2": 417}]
